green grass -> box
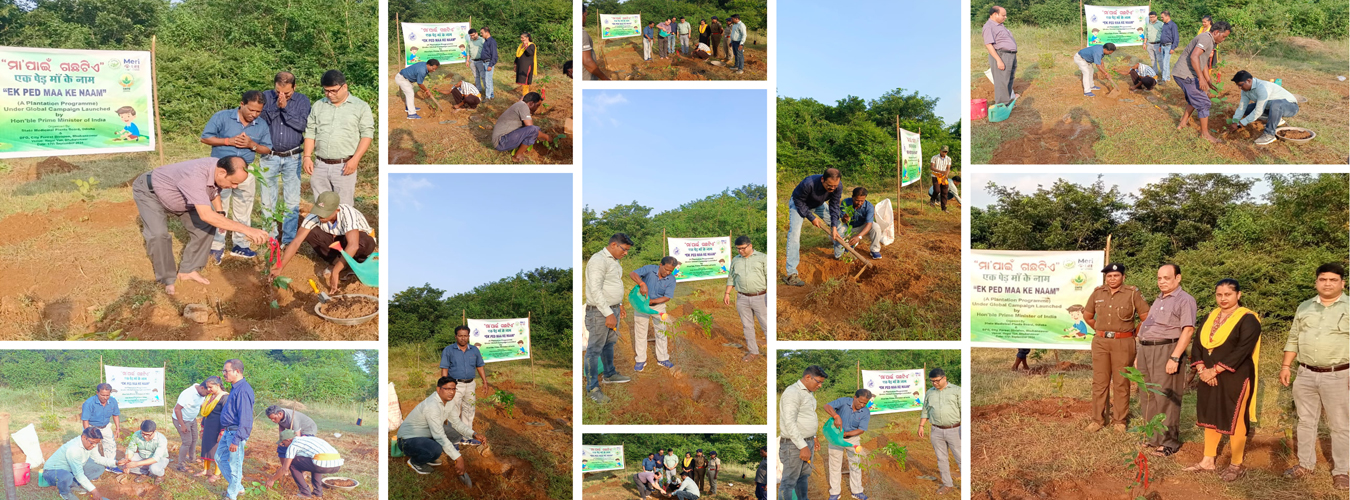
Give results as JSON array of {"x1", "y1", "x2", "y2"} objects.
[
  {"x1": 970, "y1": 26, "x2": 1350, "y2": 164},
  {"x1": 6, "y1": 386, "x2": 378, "y2": 500}
]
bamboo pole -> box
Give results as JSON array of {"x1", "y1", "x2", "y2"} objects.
[
  {"x1": 663, "y1": 228, "x2": 667, "y2": 257},
  {"x1": 895, "y1": 115, "x2": 901, "y2": 219},
  {"x1": 151, "y1": 35, "x2": 165, "y2": 165},
  {"x1": 855, "y1": 360, "x2": 860, "y2": 390},
  {"x1": 1, "y1": 413, "x2": 13, "y2": 500},
  {"x1": 396, "y1": 13, "x2": 404, "y2": 64},
  {"x1": 462, "y1": 309, "x2": 467, "y2": 326},
  {"x1": 528, "y1": 311, "x2": 534, "y2": 385},
  {"x1": 1104, "y1": 234, "x2": 1112, "y2": 265},
  {"x1": 1080, "y1": 0, "x2": 1086, "y2": 47}
]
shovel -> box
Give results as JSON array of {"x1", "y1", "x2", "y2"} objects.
[
  {"x1": 814, "y1": 222, "x2": 873, "y2": 280},
  {"x1": 308, "y1": 279, "x2": 331, "y2": 303}
]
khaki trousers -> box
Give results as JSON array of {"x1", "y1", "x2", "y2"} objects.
[
  {"x1": 449, "y1": 380, "x2": 476, "y2": 431},
  {"x1": 1293, "y1": 365, "x2": 1349, "y2": 475},
  {"x1": 827, "y1": 435, "x2": 863, "y2": 496},
  {"x1": 632, "y1": 303, "x2": 669, "y2": 364},
  {"x1": 1091, "y1": 335, "x2": 1137, "y2": 425}
]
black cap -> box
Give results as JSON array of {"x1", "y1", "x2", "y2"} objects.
[{"x1": 1101, "y1": 262, "x2": 1125, "y2": 274}]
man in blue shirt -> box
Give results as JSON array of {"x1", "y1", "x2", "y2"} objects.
[
  {"x1": 643, "y1": 452, "x2": 658, "y2": 472},
  {"x1": 643, "y1": 22, "x2": 656, "y2": 61},
  {"x1": 218, "y1": 359, "x2": 255, "y2": 500},
  {"x1": 259, "y1": 72, "x2": 311, "y2": 246},
  {"x1": 479, "y1": 27, "x2": 499, "y2": 100},
  {"x1": 1073, "y1": 43, "x2": 1116, "y2": 96},
  {"x1": 440, "y1": 325, "x2": 490, "y2": 444},
  {"x1": 839, "y1": 187, "x2": 882, "y2": 260},
  {"x1": 394, "y1": 59, "x2": 440, "y2": 120},
  {"x1": 80, "y1": 383, "x2": 122, "y2": 472},
  {"x1": 629, "y1": 256, "x2": 679, "y2": 371},
  {"x1": 784, "y1": 168, "x2": 843, "y2": 287},
  {"x1": 201, "y1": 90, "x2": 273, "y2": 262},
  {"x1": 1158, "y1": 11, "x2": 1180, "y2": 82},
  {"x1": 824, "y1": 389, "x2": 874, "y2": 500},
  {"x1": 1228, "y1": 70, "x2": 1299, "y2": 146}
]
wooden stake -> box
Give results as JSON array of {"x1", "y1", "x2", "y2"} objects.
[
  {"x1": 396, "y1": 13, "x2": 404, "y2": 64},
  {"x1": 1, "y1": 412, "x2": 14, "y2": 500},
  {"x1": 663, "y1": 228, "x2": 667, "y2": 256},
  {"x1": 855, "y1": 360, "x2": 861, "y2": 390},
  {"x1": 150, "y1": 35, "x2": 165, "y2": 166},
  {"x1": 895, "y1": 115, "x2": 901, "y2": 219},
  {"x1": 1080, "y1": 0, "x2": 1085, "y2": 48},
  {"x1": 1104, "y1": 234, "x2": 1113, "y2": 265},
  {"x1": 528, "y1": 311, "x2": 535, "y2": 385}
]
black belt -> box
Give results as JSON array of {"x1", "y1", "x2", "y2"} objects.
[
  {"x1": 1305, "y1": 363, "x2": 1350, "y2": 373},
  {"x1": 933, "y1": 423, "x2": 961, "y2": 429},
  {"x1": 997, "y1": 49, "x2": 1017, "y2": 54},
  {"x1": 144, "y1": 173, "x2": 154, "y2": 192},
  {"x1": 739, "y1": 290, "x2": 766, "y2": 297},
  {"x1": 271, "y1": 146, "x2": 303, "y2": 158},
  {"x1": 223, "y1": 426, "x2": 239, "y2": 431},
  {"x1": 1139, "y1": 338, "x2": 1178, "y2": 346},
  {"x1": 455, "y1": 378, "x2": 475, "y2": 383},
  {"x1": 317, "y1": 156, "x2": 352, "y2": 165},
  {"x1": 586, "y1": 304, "x2": 620, "y2": 311}
]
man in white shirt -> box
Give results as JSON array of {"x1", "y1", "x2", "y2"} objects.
[
  {"x1": 779, "y1": 365, "x2": 828, "y2": 500},
  {"x1": 584, "y1": 233, "x2": 635, "y2": 404},
  {"x1": 929, "y1": 145, "x2": 953, "y2": 212},
  {"x1": 673, "y1": 470, "x2": 701, "y2": 499},
  {"x1": 41, "y1": 427, "x2": 120, "y2": 500},
  {"x1": 1228, "y1": 70, "x2": 1299, "y2": 146},
  {"x1": 172, "y1": 381, "x2": 210, "y2": 471},
  {"x1": 395, "y1": 377, "x2": 489, "y2": 475}
]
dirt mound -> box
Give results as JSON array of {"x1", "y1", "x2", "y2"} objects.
[
  {"x1": 973, "y1": 397, "x2": 1091, "y2": 421},
  {"x1": 386, "y1": 64, "x2": 572, "y2": 165},
  {"x1": 1278, "y1": 129, "x2": 1313, "y2": 140},
  {"x1": 802, "y1": 416, "x2": 960, "y2": 499},
  {"x1": 591, "y1": 36, "x2": 769, "y2": 81},
  {"x1": 320, "y1": 295, "x2": 378, "y2": 318},
  {"x1": 35, "y1": 156, "x2": 79, "y2": 178}
]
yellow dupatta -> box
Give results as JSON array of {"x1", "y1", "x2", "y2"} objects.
[
  {"x1": 1199, "y1": 307, "x2": 1260, "y2": 421},
  {"x1": 682, "y1": 456, "x2": 692, "y2": 468},
  {"x1": 699, "y1": 22, "x2": 707, "y2": 34},
  {"x1": 200, "y1": 391, "x2": 229, "y2": 416},
  {"x1": 516, "y1": 41, "x2": 537, "y2": 81}
]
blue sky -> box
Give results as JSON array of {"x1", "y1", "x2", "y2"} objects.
[
  {"x1": 971, "y1": 173, "x2": 1272, "y2": 208},
  {"x1": 388, "y1": 173, "x2": 573, "y2": 295},
  {"x1": 777, "y1": 0, "x2": 962, "y2": 123},
  {"x1": 583, "y1": 89, "x2": 767, "y2": 213}
]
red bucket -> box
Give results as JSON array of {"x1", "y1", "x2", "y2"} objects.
[
  {"x1": 13, "y1": 462, "x2": 30, "y2": 486},
  {"x1": 971, "y1": 99, "x2": 988, "y2": 120}
]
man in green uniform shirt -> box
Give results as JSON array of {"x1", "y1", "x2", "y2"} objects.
[
  {"x1": 1084, "y1": 262, "x2": 1150, "y2": 433},
  {"x1": 124, "y1": 420, "x2": 171, "y2": 484},
  {"x1": 919, "y1": 367, "x2": 961, "y2": 495},
  {"x1": 725, "y1": 235, "x2": 767, "y2": 361},
  {"x1": 303, "y1": 70, "x2": 374, "y2": 207},
  {"x1": 1280, "y1": 263, "x2": 1349, "y2": 490}
]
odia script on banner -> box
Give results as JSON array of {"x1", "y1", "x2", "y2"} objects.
[
  {"x1": 899, "y1": 128, "x2": 922, "y2": 186},
  {"x1": 581, "y1": 445, "x2": 624, "y2": 472},
  {"x1": 467, "y1": 318, "x2": 530, "y2": 363},
  {"x1": 105, "y1": 365, "x2": 165, "y2": 408},
  {"x1": 1085, "y1": 5, "x2": 1149, "y2": 47},
  {"x1": 0, "y1": 46, "x2": 156, "y2": 158},
  {"x1": 970, "y1": 249, "x2": 1105, "y2": 349},
  {"x1": 402, "y1": 23, "x2": 470, "y2": 66},
  {"x1": 600, "y1": 14, "x2": 642, "y2": 39},
  {"x1": 861, "y1": 369, "x2": 926, "y2": 414},
  {"x1": 668, "y1": 236, "x2": 731, "y2": 282}
]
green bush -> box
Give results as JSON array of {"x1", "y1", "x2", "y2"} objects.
[
  {"x1": 583, "y1": 185, "x2": 768, "y2": 263},
  {"x1": 581, "y1": 433, "x2": 767, "y2": 468},
  {"x1": 388, "y1": 0, "x2": 573, "y2": 68},
  {"x1": 586, "y1": 0, "x2": 768, "y2": 33}
]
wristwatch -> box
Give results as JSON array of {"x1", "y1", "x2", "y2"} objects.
[{"x1": 1169, "y1": 356, "x2": 1181, "y2": 362}]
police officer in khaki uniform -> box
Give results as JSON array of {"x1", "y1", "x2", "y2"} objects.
[{"x1": 1083, "y1": 262, "x2": 1150, "y2": 432}]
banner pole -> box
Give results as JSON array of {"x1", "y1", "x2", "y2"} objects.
[
  {"x1": 100, "y1": 355, "x2": 104, "y2": 383},
  {"x1": 396, "y1": 13, "x2": 404, "y2": 66},
  {"x1": 529, "y1": 311, "x2": 535, "y2": 385},
  {"x1": 151, "y1": 35, "x2": 165, "y2": 165},
  {"x1": 462, "y1": 309, "x2": 466, "y2": 326},
  {"x1": 895, "y1": 115, "x2": 900, "y2": 213},
  {"x1": 663, "y1": 228, "x2": 667, "y2": 257},
  {"x1": 1105, "y1": 234, "x2": 1112, "y2": 264},
  {"x1": 856, "y1": 360, "x2": 860, "y2": 390},
  {"x1": 1080, "y1": 0, "x2": 1085, "y2": 47}
]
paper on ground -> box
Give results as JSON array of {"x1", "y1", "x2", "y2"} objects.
[{"x1": 12, "y1": 423, "x2": 44, "y2": 467}]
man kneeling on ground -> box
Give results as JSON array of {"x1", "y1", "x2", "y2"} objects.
[
  {"x1": 266, "y1": 430, "x2": 344, "y2": 497},
  {"x1": 396, "y1": 377, "x2": 488, "y2": 476},
  {"x1": 1129, "y1": 63, "x2": 1158, "y2": 92},
  {"x1": 125, "y1": 420, "x2": 171, "y2": 484},
  {"x1": 269, "y1": 191, "x2": 376, "y2": 293},
  {"x1": 450, "y1": 76, "x2": 483, "y2": 112},
  {"x1": 1228, "y1": 69, "x2": 1299, "y2": 146},
  {"x1": 490, "y1": 92, "x2": 549, "y2": 162},
  {"x1": 673, "y1": 469, "x2": 701, "y2": 499},
  {"x1": 41, "y1": 427, "x2": 118, "y2": 500}
]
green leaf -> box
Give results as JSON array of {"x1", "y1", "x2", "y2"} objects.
[
  {"x1": 272, "y1": 276, "x2": 293, "y2": 289},
  {"x1": 251, "y1": 481, "x2": 261, "y2": 487},
  {"x1": 269, "y1": 300, "x2": 279, "y2": 309}
]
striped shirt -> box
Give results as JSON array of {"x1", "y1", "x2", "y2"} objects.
[
  {"x1": 300, "y1": 204, "x2": 372, "y2": 236},
  {"x1": 458, "y1": 81, "x2": 481, "y2": 98},
  {"x1": 285, "y1": 436, "x2": 343, "y2": 468}
]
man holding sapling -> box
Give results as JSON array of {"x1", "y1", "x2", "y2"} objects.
[
  {"x1": 491, "y1": 92, "x2": 549, "y2": 162},
  {"x1": 726, "y1": 235, "x2": 768, "y2": 361},
  {"x1": 839, "y1": 187, "x2": 882, "y2": 260},
  {"x1": 1073, "y1": 42, "x2": 1117, "y2": 97},
  {"x1": 630, "y1": 256, "x2": 679, "y2": 372},
  {"x1": 1171, "y1": 21, "x2": 1231, "y2": 144},
  {"x1": 824, "y1": 389, "x2": 874, "y2": 500},
  {"x1": 783, "y1": 168, "x2": 844, "y2": 287},
  {"x1": 1228, "y1": 70, "x2": 1299, "y2": 146},
  {"x1": 268, "y1": 191, "x2": 375, "y2": 294}
]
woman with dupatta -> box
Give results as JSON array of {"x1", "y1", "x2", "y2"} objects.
[
  {"x1": 195, "y1": 377, "x2": 229, "y2": 482},
  {"x1": 515, "y1": 33, "x2": 537, "y2": 96},
  {"x1": 1184, "y1": 278, "x2": 1260, "y2": 482}
]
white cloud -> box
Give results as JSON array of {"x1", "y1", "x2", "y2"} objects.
[
  {"x1": 584, "y1": 91, "x2": 628, "y2": 127},
  {"x1": 391, "y1": 176, "x2": 434, "y2": 209}
]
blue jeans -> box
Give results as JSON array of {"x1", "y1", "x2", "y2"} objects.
[
  {"x1": 584, "y1": 306, "x2": 619, "y2": 392},
  {"x1": 1244, "y1": 99, "x2": 1298, "y2": 135},
  {"x1": 472, "y1": 60, "x2": 487, "y2": 96},
  {"x1": 785, "y1": 202, "x2": 841, "y2": 276},
  {"x1": 1158, "y1": 43, "x2": 1173, "y2": 81},
  {"x1": 43, "y1": 461, "x2": 103, "y2": 496},
  {"x1": 258, "y1": 153, "x2": 301, "y2": 245},
  {"x1": 216, "y1": 429, "x2": 246, "y2": 499},
  {"x1": 398, "y1": 437, "x2": 444, "y2": 466},
  {"x1": 732, "y1": 41, "x2": 744, "y2": 71},
  {"x1": 482, "y1": 66, "x2": 495, "y2": 100}
]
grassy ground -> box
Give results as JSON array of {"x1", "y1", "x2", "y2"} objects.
[
  {"x1": 387, "y1": 343, "x2": 572, "y2": 500},
  {"x1": 579, "y1": 257, "x2": 768, "y2": 426},
  {"x1": 971, "y1": 344, "x2": 1346, "y2": 500},
  {"x1": 970, "y1": 26, "x2": 1350, "y2": 164},
  {"x1": 775, "y1": 176, "x2": 962, "y2": 340},
  {"x1": 6, "y1": 387, "x2": 378, "y2": 500},
  {"x1": 582, "y1": 27, "x2": 769, "y2": 81},
  {"x1": 581, "y1": 461, "x2": 760, "y2": 500}
]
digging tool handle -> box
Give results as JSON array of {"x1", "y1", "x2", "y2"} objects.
[{"x1": 814, "y1": 221, "x2": 872, "y2": 267}]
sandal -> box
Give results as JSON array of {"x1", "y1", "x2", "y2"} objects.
[
  {"x1": 1220, "y1": 464, "x2": 1245, "y2": 482},
  {"x1": 1150, "y1": 446, "x2": 1178, "y2": 457}
]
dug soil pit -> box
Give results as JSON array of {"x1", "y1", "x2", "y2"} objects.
[{"x1": 320, "y1": 296, "x2": 378, "y2": 318}]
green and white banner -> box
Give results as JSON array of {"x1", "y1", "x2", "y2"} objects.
[
  {"x1": 467, "y1": 318, "x2": 530, "y2": 363},
  {"x1": 899, "y1": 128, "x2": 921, "y2": 187},
  {"x1": 970, "y1": 249, "x2": 1103, "y2": 349},
  {"x1": 667, "y1": 236, "x2": 731, "y2": 282},
  {"x1": 401, "y1": 22, "x2": 471, "y2": 66},
  {"x1": 599, "y1": 14, "x2": 642, "y2": 39},
  {"x1": 1084, "y1": 5, "x2": 1149, "y2": 47},
  {"x1": 581, "y1": 444, "x2": 624, "y2": 473},
  {"x1": 0, "y1": 46, "x2": 156, "y2": 159},
  {"x1": 104, "y1": 365, "x2": 165, "y2": 408},
  {"x1": 861, "y1": 369, "x2": 925, "y2": 414}
]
